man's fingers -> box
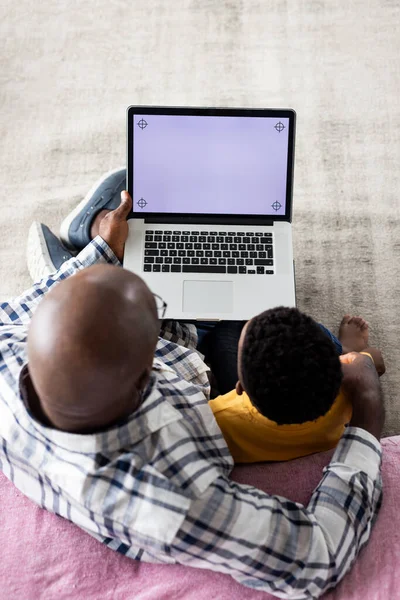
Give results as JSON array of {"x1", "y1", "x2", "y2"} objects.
[{"x1": 113, "y1": 191, "x2": 133, "y2": 218}]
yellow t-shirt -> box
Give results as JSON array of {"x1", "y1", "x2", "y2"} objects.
[{"x1": 209, "y1": 389, "x2": 352, "y2": 463}]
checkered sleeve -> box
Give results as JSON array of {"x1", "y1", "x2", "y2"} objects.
[
  {"x1": 170, "y1": 427, "x2": 382, "y2": 599},
  {"x1": 0, "y1": 236, "x2": 120, "y2": 326}
]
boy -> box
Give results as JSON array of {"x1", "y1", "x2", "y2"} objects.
[{"x1": 208, "y1": 308, "x2": 385, "y2": 462}]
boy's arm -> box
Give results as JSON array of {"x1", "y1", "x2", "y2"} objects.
[{"x1": 0, "y1": 237, "x2": 120, "y2": 327}]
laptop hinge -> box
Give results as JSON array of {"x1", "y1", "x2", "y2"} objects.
[{"x1": 143, "y1": 215, "x2": 274, "y2": 226}]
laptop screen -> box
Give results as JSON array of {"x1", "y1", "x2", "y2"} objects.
[{"x1": 131, "y1": 113, "x2": 291, "y2": 217}]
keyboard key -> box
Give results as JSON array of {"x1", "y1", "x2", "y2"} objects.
[
  {"x1": 177, "y1": 243, "x2": 184, "y2": 249},
  {"x1": 266, "y1": 270, "x2": 274, "y2": 274},
  {"x1": 265, "y1": 232, "x2": 273, "y2": 237},
  {"x1": 239, "y1": 244, "x2": 246, "y2": 250},
  {"x1": 146, "y1": 230, "x2": 154, "y2": 234},
  {"x1": 227, "y1": 258, "x2": 235, "y2": 265},
  {"x1": 228, "y1": 231, "x2": 236, "y2": 235},
  {"x1": 162, "y1": 264, "x2": 170, "y2": 272},
  {"x1": 187, "y1": 250, "x2": 195, "y2": 257},
  {"x1": 155, "y1": 230, "x2": 162, "y2": 234},
  {"x1": 255, "y1": 232, "x2": 263, "y2": 236},
  {"x1": 183, "y1": 257, "x2": 190, "y2": 264},
  {"x1": 248, "y1": 269, "x2": 256, "y2": 274},
  {"x1": 243, "y1": 237, "x2": 251, "y2": 244},
  {"x1": 171, "y1": 265, "x2": 181, "y2": 272},
  {"x1": 248, "y1": 244, "x2": 255, "y2": 251},
  {"x1": 161, "y1": 249, "x2": 168, "y2": 256},
  {"x1": 182, "y1": 231, "x2": 190, "y2": 235},
  {"x1": 225, "y1": 237, "x2": 233, "y2": 244},
  {"x1": 255, "y1": 259, "x2": 273, "y2": 266},
  {"x1": 145, "y1": 235, "x2": 153, "y2": 241},
  {"x1": 172, "y1": 236, "x2": 180, "y2": 242},
  {"x1": 200, "y1": 231, "x2": 209, "y2": 235},
  {"x1": 234, "y1": 237, "x2": 241, "y2": 243},
  {"x1": 158, "y1": 242, "x2": 166, "y2": 249},
  {"x1": 237, "y1": 258, "x2": 244, "y2": 265},
  {"x1": 210, "y1": 258, "x2": 217, "y2": 265},
  {"x1": 153, "y1": 264, "x2": 161, "y2": 272},
  {"x1": 199, "y1": 236, "x2": 207, "y2": 243},
  {"x1": 173, "y1": 257, "x2": 181, "y2": 264},
  {"x1": 221, "y1": 244, "x2": 228, "y2": 250},
  {"x1": 261, "y1": 237, "x2": 271, "y2": 244},
  {"x1": 250, "y1": 252, "x2": 257, "y2": 258},
  {"x1": 241, "y1": 251, "x2": 249, "y2": 258},
  {"x1": 245, "y1": 259, "x2": 254, "y2": 265},
  {"x1": 165, "y1": 257, "x2": 173, "y2": 264},
  {"x1": 170, "y1": 250, "x2": 177, "y2": 257},
  {"x1": 185, "y1": 243, "x2": 193, "y2": 249},
  {"x1": 232, "y1": 251, "x2": 239, "y2": 258},
  {"x1": 223, "y1": 251, "x2": 231, "y2": 258},
  {"x1": 212, "y1": 244, "x2": 219, "y2": 250},
  {"x1": 257, "y1": 266, "x2": 265, "y2": 274},
  {"x1": 154, "y1": 235, "x2": 162, "y2": 242},
  {"x1": 178, "y1": 250, "x2": 186, "y2": 257},
  {"x1": 267, "y1": 248, "x2": 273, "y2": 259},
  {"x1": 237, "y1": 232, "x2": 245, "y2": 237},
  {"x1": 251, "y1": 237, "x2": 258, "y2": 244},
  {"x1": 167, "y1": 243, "x2": 175, "y2": 249},
  {"x1": 191, "y1": 231, "x2": 199, "y2": 235},
  {"x1": 173, "y1": 231, "x2": 181, "y2": 235},
  {"x1": 203, "y1": 243, "x2": 211, "y2": 250},
  {"x1": 246, "y1": 232, "x2": 254, "y2": 236},
  {"x1": 239, "y1": 266, "x2": 246, "y2": 274},
  {"x1": 192, "y1": 257, "x2": 200, "y2": 264},
  {"x1": 208, "y1": 236, "x2": 216, "y2": 242},
  {"x1": 164, "y1": 231, "x2": 172, "y2": 235},
  {"x1": 190, "y1": 236, "x2": 197, "y2": 242},
  {"x1": 218, "y1": 258, "x2": 227, "y2": 265},
  {"x1": 228, "y1": 266, "x2": 238, "y2": 274},
  {"x1": 205, "y1": 250, "x2": 212, "y2": 257},
  {"x1": 230, "y1": 244, "x2": 237, "y2": 250},
  {"x1": 214, "y1": 251, "x2": 222, "y2": 257},
  {"x1": 259, "y1": 251, "x2": 266, "y2": 258},
  {"x1": 182, "y1": 265, "x2": 226, "y2": 274},
  {"x1": 144, "y1": 257, "x2": 154, "y2": 263},
  {"x1": 143, "y1": 264, "x2": 151, "y2": 272},
  {"x1": 256, "y1": 245, "x2": 264, "y2": 251},
  {"x1": 163, "y1": 235, "x2": 171, "y2": 242},
  {"x1": 145, "y1": 242, "x2": 157, "y2": 249},
  {"x1": 145, "y1": 250, "x2": 159, "y2": 256},
  {"x1": 196, "y1": 251, "x2": 204, "y2": 257},
  {"x1": 200, "y1": 258, "x2": 208, "y2": 265},
  {"x1": 216, "y1": 237, "x2": 224, "y2": 243},
  {"x1": 218, "y1": 232, "x2": 227, "y2": 236},
  {"x1": 155, "y1": 257, "x2": 163, "y2": 264},
  {"x1": 181, "y1": 236, "x2": 188, "y2": 242},
  {"x1": 194, "y1": 243, "x2": 202, "y2": 250}
]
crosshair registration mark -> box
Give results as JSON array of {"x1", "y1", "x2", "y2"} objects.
[
  {"x1": 272, "y1": 201, "x2": 282, "y2": 211},
  {"x1": 137, "y1": 119, "x2": 148, "y2": 129},
  {"x1": 274, "y1": 121, "x2": 285, "y2": 133},
  {"x1": 137, "y1": 198, "x2": 147, "y2": 209}
]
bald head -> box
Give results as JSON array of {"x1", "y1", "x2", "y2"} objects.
[{"x1": 27, "y1": 265, "x2": 159, "y2": 433}]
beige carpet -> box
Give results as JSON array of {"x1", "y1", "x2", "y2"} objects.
[{"x1": 1, "y1": 1, "x2": 399, "y2": 435}]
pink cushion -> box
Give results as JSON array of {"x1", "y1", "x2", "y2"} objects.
[{"x1": 1, "y1": 437, "x2": 399, "y2": 600}]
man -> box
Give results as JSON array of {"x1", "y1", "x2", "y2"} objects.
[{"x1": 0, "y1": 171, "x2": 384, "y2": 599}]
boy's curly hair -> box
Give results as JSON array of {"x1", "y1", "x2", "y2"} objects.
[{"x1": 240, "y1": 307, "x2": 343, "y2": 424}]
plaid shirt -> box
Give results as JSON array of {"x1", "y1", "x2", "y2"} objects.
[{"x1": 0, "y1": 237, "x2": 382, "y2": 599}]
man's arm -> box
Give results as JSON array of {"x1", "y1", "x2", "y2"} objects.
[
  {"x1": 0, "y1": 190, "x2": 132, "y2": 327},
  {"x1": 169, "y1": 427, "x2": 381, "y2": 599},
  {"x1": 0, "y1": 237, "x2": 119, "y2": 326},
  {"x1": 169, "y1": 355, "x2": 383, "y2": 599}
]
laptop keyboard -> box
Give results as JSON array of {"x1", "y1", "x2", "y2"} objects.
[{"x1": 143, "y1": 230, "x2": 274, "y2": 275}]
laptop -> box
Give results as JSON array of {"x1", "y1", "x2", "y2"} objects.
[{"x1": 124, "y1": 106, "x2": 296, "y2": 320}]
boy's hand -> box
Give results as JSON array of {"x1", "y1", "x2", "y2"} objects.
[
  {"x1": 98, "y1": 191, "x2": 132, "y2": 261},
  {"x1": 340, "y1": 352, "x2": 385, "y2": 440}
]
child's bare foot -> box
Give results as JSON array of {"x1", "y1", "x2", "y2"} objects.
[{"x1": 338, "y1": 315, "x2": 369, "y2": 353}]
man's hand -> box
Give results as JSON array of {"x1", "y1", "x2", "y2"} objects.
[
  {"x1": 340, "y1": 352, "x2": 385, "y2": 440},
  {"x1": 98, "y1": 191, "x2": 132, "y2": 261}
]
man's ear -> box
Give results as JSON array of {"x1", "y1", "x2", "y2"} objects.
[{"x1": 236, "y1": 380, "x2": 244, "y2": 396}]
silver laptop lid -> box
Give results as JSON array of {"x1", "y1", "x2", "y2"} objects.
[{"x1": 127, "y1": 106, "x2": 296, "y2": 226}]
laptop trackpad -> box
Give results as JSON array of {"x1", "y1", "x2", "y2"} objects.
[{"x1": 183, "y1": 280, "x2": 233, "y2": 314}]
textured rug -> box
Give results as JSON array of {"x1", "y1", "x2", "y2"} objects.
[{"x1": 1, "y1": 0, "x2": 399, "y2": 435}]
